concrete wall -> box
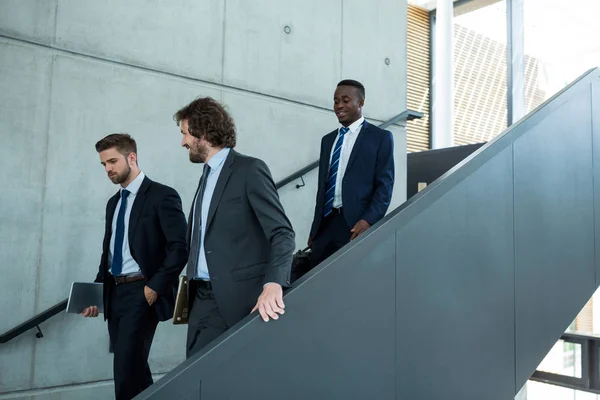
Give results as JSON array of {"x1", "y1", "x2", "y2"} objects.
[{"x1": 0, "y1": 1, "x2": 407, "y2": 397}]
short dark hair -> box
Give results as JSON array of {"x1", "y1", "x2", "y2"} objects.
[
  {"x1": 95, "y1": 133, "x2": 137, "y2": 157},
  {"x1": 337, "y1": 79, "x2": 365, "y2": 100},
  {"x1": 174, "y1": 97, "x2": 237, "y2": 148}
]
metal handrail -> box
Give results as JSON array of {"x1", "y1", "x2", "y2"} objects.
[
  {"x1": 0, "y1": 299, "x2": 68, "y2": 344},
  {"x1": 0, "y1": 109, "x2": 424, "y2": 344}
]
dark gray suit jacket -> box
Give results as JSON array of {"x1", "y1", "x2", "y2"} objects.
[{"x1": 186, "y1": 150, "x2": 295, "y2": 327}]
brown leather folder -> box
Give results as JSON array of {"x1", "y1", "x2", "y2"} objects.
[{"x1": 172, "y1": 276, "x2": 189, "y2": 325}]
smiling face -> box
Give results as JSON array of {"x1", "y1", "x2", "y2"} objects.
[
  {"x1": 333, "y1": 85, "x2": 364, "y2": 127},
  {"x1": 180, "y1": 119, "x2": 209, "y2": 164}
]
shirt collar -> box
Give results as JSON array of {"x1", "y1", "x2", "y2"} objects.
[
  {"x1": 340, "y1": 116, "x2": 365, "y2": 135},
  {"x1": 122, "y1": 171, "x2": 145, "y2": 195},
  {"x1": 207, "y1": 148, "x2": 231, "y2": 171}
]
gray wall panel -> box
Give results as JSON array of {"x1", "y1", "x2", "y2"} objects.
[
  {"x1": 0, "y1": 0, "x2": 57, "y2": 44},
  {"x1": 0, "y1": 41, "x2": 52, "y2": 331},
  {"x1": 514, "y1": 88, "x2": 596, "y2": 384},
  {"x1": 144, "y1": 236, "x2": 397, "y2": 400},
  {"x1": 278, "y1": 168, "x2": 319, "y2": 250},
  {"x1": 593, "y1": 82, "x2": 600, "y2": 288},
  {"x1": 222, "y1": 91, "x2": 334, "y2": 181},
  {"x1": 342, "y1": 0, "x2": 407, "y2": 121},
  {"x1": 395, "y1": 146, "x2": 515, "y2": 400},
  {"x1": 0, "y1": 335, "x2": 36, "y2": 393},
  {"x1": 223, "y1": 0, "x2": 342, "y2": 109},
  {"x1": 388, "y1": 124, "x2": 408, "y2": 210},
  {"x1": 146, "y1": 324, "x2": 186, "y2": 373},
  {"x1": 0, "y1": 41, "x2": 53, "y2": 392},
  {"x1": 29, "y1": 384, "x2": 115, "y2": 400},
  {"x1": 54, "y1": 0, "x2": 225, "y2": 83},
  {"x1": 30, "y1": 313, "x2": 112, "y2": 389}
]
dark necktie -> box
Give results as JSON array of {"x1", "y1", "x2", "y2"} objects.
[
  {"x1": 188, "y1": 164, "x2": 211, "y2": 278},
  {"x1": 111, "y1": 189, "x2": 130, "y2": 276},
  {"x1": 323, "y1": 126, "x2": 349, "y2": 217}
]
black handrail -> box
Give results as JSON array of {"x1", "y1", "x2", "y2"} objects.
[
  {"x1": 0, "y1": 299, "x2": 68, "y2": 344},
  {"x1": 0, "y1": 109, "x2": 423, "y2": 345},
  {"x1": 275, "y1": 109, "x2": 423, "y2": 189}
]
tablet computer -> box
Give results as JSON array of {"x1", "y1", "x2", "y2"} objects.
[{"x1": 66, "y1": 282, "x2": 104, "y2": 314}]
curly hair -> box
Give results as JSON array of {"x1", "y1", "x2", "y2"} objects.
[
  {"x1": 95, "y1": 133, "x2": 137, "y2": 157},
  {"x1": 174, "y1": 97, "x2": 237, "y2": 148}
]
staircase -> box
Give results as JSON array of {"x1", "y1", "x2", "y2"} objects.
[{"x1": 138, "y1": 68, "x2": 600, "y2": 399}]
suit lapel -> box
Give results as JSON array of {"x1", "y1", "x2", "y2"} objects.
[
  {"x1": 106, "y1": 193, "x2": 120, "y2": 231},
  {"x1": 101, "y1": 192, "x2": 120, "y2": 274},
  {"x1": 321, "y1": 130, "x2": 338, "y2": 190},
  {"x1": 205, "y1": 150, "x2": 236, "y2": 232},
  {"x1": 128, "y1": 176, "x2": 151, "y2": 244},
  {"x1": 187, "y1": 177, "x2": 203, "y2": 247},
  {"x1": 345, "y1": 120, "x2": 369, "y2": 173}
]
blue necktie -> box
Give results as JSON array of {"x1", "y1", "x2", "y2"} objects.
[
  {"x1": 323, "y1": 126, "x2": 349, "y2": 217},
  {"x1": 111, "y1": 189, "x2": 130, "y2": 276}
]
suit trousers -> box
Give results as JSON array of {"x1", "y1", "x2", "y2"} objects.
[
  {"x1": 311, "y1": 210, "x2": 352, "y2": 268},
  {"x1": 107, "y1": 280, "x2": 159, "y2": 400},
  {"x1": 186, "y1": 281, "x2": 230, "y2": 359}
]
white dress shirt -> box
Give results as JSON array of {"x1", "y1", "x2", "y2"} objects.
[
  {"x1": 109, "y1": 171, "x2": 145, "y2": 276},
  {"x1": 193, "y1": 148, "x2": 230, "y2": 280},
  {"x1": 329, "y1": 116, "x2": 365, "y2": 208}
]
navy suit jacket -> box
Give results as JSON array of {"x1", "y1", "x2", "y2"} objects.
[
  {"x1": 95, "y1": 177, "x2": 188, "y2": 322},
  {"x1": 310, "y1": 120, "x2": 395, "y2": 238}
]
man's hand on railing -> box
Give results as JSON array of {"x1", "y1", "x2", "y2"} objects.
[
  {"x1": 251, "y1": 283, "x2": 285, "y2": 322},
  {"x1": 81, "y1": 306, "x2": 99, "y2": 318},
  {"x1": 350, "y1": 219, "x2": 371, "y2": 240}
]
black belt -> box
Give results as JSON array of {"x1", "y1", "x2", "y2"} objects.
[
  {"x1": 194, "y1": 279, "x2": 212, "y2": 290},
  {"x1": 330, "y1": 207, "x2": 343, "y2": 216},
  {"x1": 114, "y1": 274, "x2": 145, "y2": 285}
]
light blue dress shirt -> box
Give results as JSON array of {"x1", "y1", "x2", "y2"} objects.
[
  {"x1": 194, "y1": 148, "x2": 230, "y2": 279},
  {"x1": 109, "y1": 171, "x2": 145, "y2": 276}
]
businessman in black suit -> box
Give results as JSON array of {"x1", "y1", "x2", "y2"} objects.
[
  {"x1": 309, "y1": 79, "x2": 395, "y2": 267},
  {"x1": 174, "y1": 97, "x2": 295, "y2": 358},
  {"x1": 82, "y1": 134, "x2": 188, "y2": 400}
]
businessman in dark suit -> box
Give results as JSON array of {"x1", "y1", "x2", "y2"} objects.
[
  {"x1": 308, "y1": 79, "x2": 395, "y2": 267},
  {"x1": 82, "y1": 134, "x2": 188, "y2": 400},
  {"x1": 174, "y1": 97, "x2": 295, "y2": 358}
]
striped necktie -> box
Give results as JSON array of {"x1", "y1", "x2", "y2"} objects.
[{"x1": 323, "y1": 126, "x2": 349, "y2": 217}]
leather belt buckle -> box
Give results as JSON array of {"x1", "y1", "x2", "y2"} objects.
[
  {"x1": 114, "y1": 274, "x2": 145, "y2": 285},
  {"x1": 196, "y1": 279, "x2": 212, "y2": 290}
]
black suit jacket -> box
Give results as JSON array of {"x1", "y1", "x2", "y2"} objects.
[
  {"x1": 186, "y1": 150, "x2": 295, "y2": 327},
  {"x1": 310, "y1": 120, "x2": 395, "y2": 238},
  {"x1": 95, "y1": 176, "x2": 188, "y2": 322}
]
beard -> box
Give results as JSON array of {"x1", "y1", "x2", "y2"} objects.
[
  {"x1": 188, "y1": 141, "x2": 209, "y2": 164},
  {"x1": 109, "y1": 164, "x2": 132, "y2": 185}
]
